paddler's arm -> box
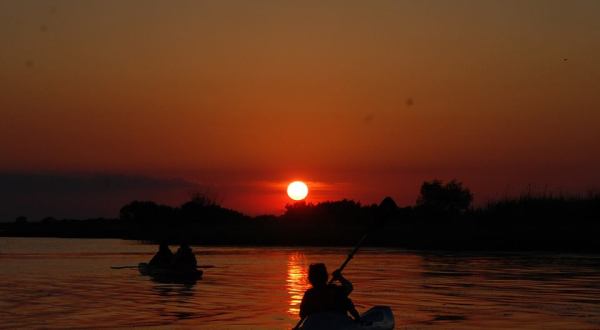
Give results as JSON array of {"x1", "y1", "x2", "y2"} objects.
[
  {"x1": 343, "y1": 294, "x2": 361, "y2": 322},
  {"x1": 332, "y1": 269, "x2": 353, "y2": 295},
  {"x1": 349, "y1": 304, "x2": 361, "y2": 322},
  {"x1": 299, "y1": 291, "x2": 309, "y2": 319}
]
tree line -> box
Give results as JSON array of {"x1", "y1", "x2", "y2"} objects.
[{"x1": 3, "y1": 180, "x2": 600, "y2": 251}]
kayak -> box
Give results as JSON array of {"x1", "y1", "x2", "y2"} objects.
[
  {"x1": 298, "y1": 306, "x2": 394, "y2": 330},
  {"x1": 138, "y1": 262, "x2": 203, "y2": 283}
]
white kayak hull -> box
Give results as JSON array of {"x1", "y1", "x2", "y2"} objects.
[{"x1": 298, "y1": 306, "x2": 394, "y2": 330}]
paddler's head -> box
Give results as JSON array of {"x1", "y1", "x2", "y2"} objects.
[{"x1": 308, "y1": 263, "x2": 328, "y2": 288}]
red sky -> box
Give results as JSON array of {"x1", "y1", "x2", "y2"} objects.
[{"x1": 1, "y1": 1, "x2": 600, "y2": 218}]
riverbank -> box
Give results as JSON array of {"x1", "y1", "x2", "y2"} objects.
[{"x1": 3, "y1": 193, "x2": 600, "y2": 252}]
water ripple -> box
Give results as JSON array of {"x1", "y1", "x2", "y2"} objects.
[{"x1": 0, "y1": 238, "x2": 599, "y2": 329}]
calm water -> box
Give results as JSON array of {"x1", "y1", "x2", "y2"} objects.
[{"x1": 1, "y1": 238, "x2": 600, "y2": 329}]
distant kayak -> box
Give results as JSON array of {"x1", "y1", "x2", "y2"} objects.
[
  {"x1": 298, "y1": 306, "x2": 394, "y2": 330},
  {"x1": 138, "y1": 262, "x2": 203, "y2": 283}
]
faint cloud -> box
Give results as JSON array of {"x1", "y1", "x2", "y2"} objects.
[
  {"x1": 0, "y1": 173, "x2": 201, "y2": 220},
  {"x1": 261, "y1": 180, "x2": 336, "y2": 193}
]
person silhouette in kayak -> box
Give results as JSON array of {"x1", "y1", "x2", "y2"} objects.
[
  {"x1": 148, "y1": 243, "x2": 173, "y2": 268},
  {"x1": 299, "y1": 263, "x2": 361, "y2": 321},
  {"x1": 172, "y1": 244, "x2": 198, "y2": 271}
]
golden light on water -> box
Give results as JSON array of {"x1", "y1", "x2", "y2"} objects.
[{"x1": 286, "y1": 252, "x2": 309, "y2": 316}]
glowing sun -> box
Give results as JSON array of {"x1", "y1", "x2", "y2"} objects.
[{"x1": 287, "y1": 181, "x2": 309, "y2": 201}]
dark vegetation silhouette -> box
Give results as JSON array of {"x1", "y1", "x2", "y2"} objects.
[
  {"x1": 2, "y1": 180, "x2": 600, "y2": 251},
  {"x1": 416, "y1": 180, "x2": 473, "y2": 216}
]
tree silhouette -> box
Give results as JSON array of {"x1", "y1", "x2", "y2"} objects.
[
  {"x1": 119, "y1": 201, "x2": 174, "y2": 223},
  {"x1": 416, "y1": 179, "x2": 473, "y2": 214}
]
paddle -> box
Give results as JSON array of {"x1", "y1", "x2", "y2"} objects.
[
  {"x1": 110, "y1": 265, "x2": 138, "y2": 269},
  {"x1": 327, "y1": 232, "x2": 368, "y2": 285},
  {"x1": 111, "y1": 264, "x2": 216, "y2": 269},
  {"x1": 329, "y1": 196, "x2": 397, "y2": 283},
  {"x1": 293, "y1": 197, "x2": 398, "y2": 329}
]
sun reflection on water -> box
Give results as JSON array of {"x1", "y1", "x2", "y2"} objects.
[{"x1": 286, "y1": 252, "x2": 309, "y2": 317}]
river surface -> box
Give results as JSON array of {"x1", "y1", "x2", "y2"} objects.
[{"x1": 1, "y1": 238, "x2": 599, "y2": 329}]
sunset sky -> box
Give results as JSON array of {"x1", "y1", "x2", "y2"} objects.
[{"x1": 1, "y1": 0, "x2": 600, "y2": 219}]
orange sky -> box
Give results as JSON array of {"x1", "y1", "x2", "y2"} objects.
[{"x1": 1, "y1": 1, "x2": 600, "y2": 217}]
